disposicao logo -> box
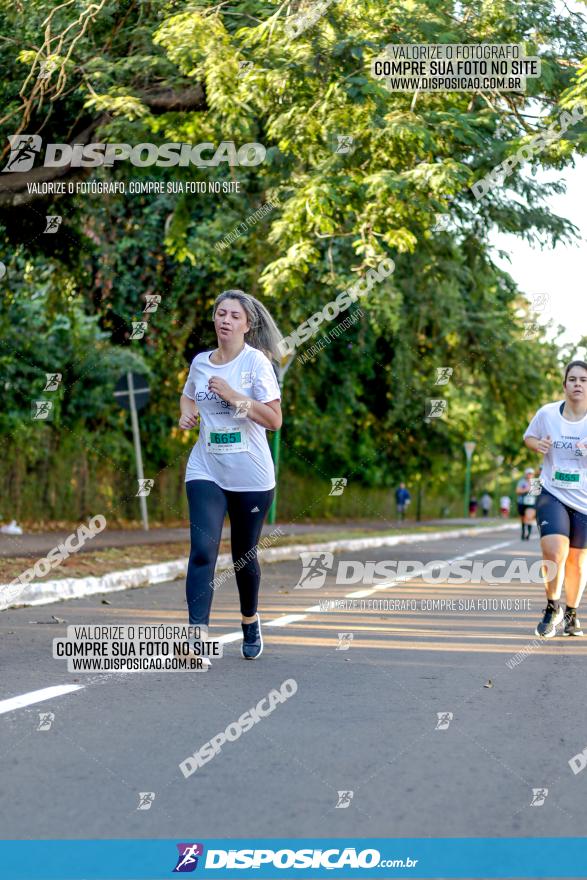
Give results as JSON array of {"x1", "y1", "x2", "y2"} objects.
[
  {"x1": 173, "y1": 843, "x2": 204, "y2": 872},
  {"x1": 194, "y1": 847, "x2": 384, "y2": 870},
  {"x1": 1, "y1": 135, "x2": 266, "y2": 172}
]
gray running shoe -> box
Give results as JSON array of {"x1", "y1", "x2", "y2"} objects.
[{"x1": 535, "y1": 605, "x2": 563, "y2": 638}]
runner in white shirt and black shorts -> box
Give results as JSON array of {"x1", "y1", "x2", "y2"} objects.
[
  {"x1": 524, "y1": 360, "x2": 587, "y2": 638},
  {"x1": 178, "y1": 290, "x2": 283, "y2": 661},
  {"x1": 516, "y1": 467, "x2": 537, "y2": 541}
]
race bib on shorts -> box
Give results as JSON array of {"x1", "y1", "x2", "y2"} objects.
[
  {"x1": 551, "y1": 468, "x2": 582, "y2": 489},
  {"x1": 204, "y1": 425, "x2": 249, "y2": 454}
]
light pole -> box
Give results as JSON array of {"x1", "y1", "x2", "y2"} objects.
[
  {"x1": 511, "y1": 468, "x2": 520, "y2": 512},
  {"x1": 463, "y1": 441, "x2": 476, "y2": 517},
  {"x1": 494, "y1": 454, "x2": 504, "y2": 510},
  {"x1": 267, "y1": 353, "x2": 294, "y2": 525}
]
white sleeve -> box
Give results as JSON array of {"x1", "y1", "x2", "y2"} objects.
[
  {"x1": 524, "y1": 407, "x2": 545, "y2": 439},
  {"x1": 252, "y1": 355, "x2": 281, "y2": 403},
  {"x1": 182, "y1": 361, "x2": 197, "y2": 400}
]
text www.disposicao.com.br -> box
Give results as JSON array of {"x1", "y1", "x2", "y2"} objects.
[{"x1": 70, "y1": 657, "x2": 202, "y2": 671}]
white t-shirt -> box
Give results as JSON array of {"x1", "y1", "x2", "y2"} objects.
[
  {"x1": 524, "y1": 401, "x2": 587, "y2": 514},
  {"x1": 499, "y1": 496, "x2": 511, "y2": 509},
  {"x1": 182, "y1": 344, "x2": 281, "y2": 491}
]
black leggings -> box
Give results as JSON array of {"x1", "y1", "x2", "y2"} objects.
[{"x1": 185, "y1": 479, "x2": 274, "y2": 626}]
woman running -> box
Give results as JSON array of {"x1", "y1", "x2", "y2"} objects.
[
  {"x1": 178, "y1": 290, "x2": 283, "y2": 660},
  {"x1": 524, "y1": 360, "x2": 587, "y2": 637}
]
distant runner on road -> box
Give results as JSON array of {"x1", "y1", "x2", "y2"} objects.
[
  {"x1": 524, "y1": 360, "x2": 587, "y2": 638},
  {"x1": 480, "y1": 492, "x2": 492, "y2": 517},
  {"x1": 499, "y1": 495, "x2": 511, "y2": 518},
  {"x1": 516, "y1": 467, "x2": 537, "y2": 541},
  {"x1": 395, "y1": 482, "x2": 411, "y2": 520}
]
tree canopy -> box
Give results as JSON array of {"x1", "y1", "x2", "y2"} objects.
[{"x1": 0, "y1": 0, "x2": 585, "y2": 522}]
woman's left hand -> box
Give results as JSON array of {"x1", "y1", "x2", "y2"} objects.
[{"x1": 208, "y1": 377, "x2": 238, "y2": 405}]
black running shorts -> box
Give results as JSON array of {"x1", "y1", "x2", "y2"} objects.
[{"x1": 536, "y1": 488, "x2": 587, "y2": 549}]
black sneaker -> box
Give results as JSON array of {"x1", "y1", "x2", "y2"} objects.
[
  {"x1": 535, "y1": 604, "x2": 563, "y2": 638},
  {"x1": 241, "y1": 614, "x2": 263, "y2": 659},
  {"x1": 563, "y1": 611, "x2": 584, "y2": 637}
]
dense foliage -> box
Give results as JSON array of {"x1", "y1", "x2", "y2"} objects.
[{"x1": 0, "y1": 0, "x2": 585, "y2": 523}]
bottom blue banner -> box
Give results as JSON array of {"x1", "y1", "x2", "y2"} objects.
[{"x1": 0, "y1": 838, "x2": 586, "y2": 879}]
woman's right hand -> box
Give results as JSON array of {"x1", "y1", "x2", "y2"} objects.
[
  {"x1": 178, "y1": 411, "x2": 199, "y2": 430},
  {"x1": 536, "y1": 435, "x2": 552, "y2": 454}
]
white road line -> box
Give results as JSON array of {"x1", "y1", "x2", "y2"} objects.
[
  {"x1": 0, "y1": 537, "x2": 516, "y2": 714},
  {"x1": 0, "y1": 684, "x2": 84, "y2": 716},
  {"x1": 266, "y1": 614, "x2": 308, "y2": 626},
  {"x1": 218, "y1": 632, "x2": 242, "y2": 644},
  {"x1": 217, "y1": 613, "x2": 309, "y2": 643}
]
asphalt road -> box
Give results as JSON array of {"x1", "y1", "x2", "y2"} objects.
[{"x1": 2, "y1": 526, "x2": 587, "y2": 841}]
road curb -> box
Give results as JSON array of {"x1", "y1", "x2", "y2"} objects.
[{"x1": 0, "y1": 522, "x2": 518, "y2": 610}]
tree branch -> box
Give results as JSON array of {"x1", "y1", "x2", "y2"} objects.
[{"x1": 0, "y1": 84, "x2": 207, "y2": 207}]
